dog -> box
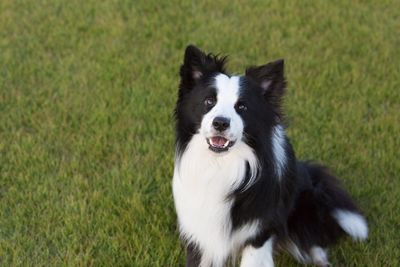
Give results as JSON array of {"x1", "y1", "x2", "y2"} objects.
[{"x1": 172, "y1": 45, "x2": 368, "y2": 267}]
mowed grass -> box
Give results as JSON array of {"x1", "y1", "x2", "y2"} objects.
[{"x1": 0, "y1": 0, "x2": 399, "y2": 266}]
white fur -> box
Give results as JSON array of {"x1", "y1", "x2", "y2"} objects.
[
  {"x1": 200, "y1": 73, "x2": 259, "y2": 189},
  {"x1": 200, "y1": 74, "x2": 244, "y2": 143},
  {"x1": 332, "y1": 209, "x2": 368, "y2": 241},
  {"x1": 173, "y1": 134, "x2": 260, "y2": 266},
  {"x1": 286, "y1": 240, "x2": 309, "y2": 264},
  {"x1": 173, "y1": 73, "x2": 281, "y2": 265},
  {"x1": 240, "y1": 238, "x2": 274, "y2": 267},
  {"x1": 310, "y1": 246, "x2": 329, "y2": 266},
  {"x1": 272, "y1": 125, "x2": 287, "y2": 178},
  {"x1": 286, "y1": 242, "x2": 329, "y2": 266}
]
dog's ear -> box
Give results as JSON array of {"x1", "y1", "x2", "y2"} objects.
[
  {"x1": 180, "y1": 45, "x2": 227, "y2": 88},
  {"x1": 246, "y1": 59, "x2": 286, "y2": 96},
  {"x1": 182, "y1": 45, "x2": 208, "y2": 80},
  {"x1": 245, "y1": 59, "x2": 286, "y2": 99}
]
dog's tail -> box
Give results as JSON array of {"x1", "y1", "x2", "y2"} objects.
[
  {"x1": 283, "y1": 162, "x2": 367, "y2": 265},
  {"x1": 307, "y1": 162, "x2": 368, "y2": 240}
]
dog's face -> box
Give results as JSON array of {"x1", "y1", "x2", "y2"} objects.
[{"x1": 176, "y1": 45, "x2": 286, "y2": 154}]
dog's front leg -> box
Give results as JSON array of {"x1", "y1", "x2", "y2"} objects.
[{"x1": 240, "y1": 238, "x2": 274, "y2": 267}]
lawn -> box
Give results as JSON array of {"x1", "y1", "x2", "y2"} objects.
[{"x1": 0, "y1": 0, "x2": 399, "y2": 266}]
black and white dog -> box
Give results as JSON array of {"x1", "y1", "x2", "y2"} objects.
[{"x1": 173, "y1": 45, "x2": 368, "y2": 267}]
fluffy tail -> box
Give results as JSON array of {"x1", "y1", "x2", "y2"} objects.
[
  {"x1": 283, "y1": 162, "x2": 368, "y2": 265},
  {"x1": 305, "y1": 162, "x2": 368, "y2": 241},
  {"x1": 331, "y1": 209, "x2": 368, "y2": 241}
]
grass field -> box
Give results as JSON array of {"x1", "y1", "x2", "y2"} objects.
[{"x1": 1, "y1": 0, "x2": 399, "y2": 266}]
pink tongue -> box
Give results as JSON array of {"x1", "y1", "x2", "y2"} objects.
[{"x1": 211, "y1": 136, "x2": 227, "y2": 147}]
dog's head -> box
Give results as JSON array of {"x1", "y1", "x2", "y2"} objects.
[{"x1": 175, "y1": 45, "x2": 286, "y2": 154}]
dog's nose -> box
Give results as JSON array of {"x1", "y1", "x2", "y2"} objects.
[{"x1": 212, "y1": 117, "x2": 230, "y2": 132}]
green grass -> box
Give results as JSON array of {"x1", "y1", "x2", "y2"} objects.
[{"x1": 0, "y1": 0, "x2": 399, "y2": 266}]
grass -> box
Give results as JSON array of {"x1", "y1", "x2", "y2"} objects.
[{"x1": 0, "y1": 0, "x2": 399, "y2": 266}]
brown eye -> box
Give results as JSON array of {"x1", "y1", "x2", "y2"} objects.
[
  {"x1": 204, "y1": 97, "x2": 216, "y2": 107},
  {"x1": 236, "y1": 102, "x2": 247, "y2": 111}
]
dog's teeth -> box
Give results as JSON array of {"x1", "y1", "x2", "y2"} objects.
[
  {"x1": 208, "y1": 137, "x2": 230, "y2": 149},
  {"x1": 223, "y1": 141, "x2": 229, "y2": 148}
]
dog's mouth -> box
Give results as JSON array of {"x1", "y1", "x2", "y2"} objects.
[{"x1": 206, "y1": 136, "x2": 235, "y2": 153}]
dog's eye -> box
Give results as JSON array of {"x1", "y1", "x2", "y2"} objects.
[
  {"x1": 236, "y1": 102, "x2": 247, "y2": 111},
  {"x1": 204, "y1": 97, "x2": 216, "y2": 107}
]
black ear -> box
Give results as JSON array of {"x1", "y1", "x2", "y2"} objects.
[
  {"x1": 182, "y1": 45, "x2": 208, "y2": 80},
  {"x1": 180, "y1": 45, "x2": 227, "y2": 87},
  {"x1": 245, "y1": 59, "x2": 286, "y2": 119},
  {"x1": 245, "y1": 59, "x2": 286, "y2": 98}
]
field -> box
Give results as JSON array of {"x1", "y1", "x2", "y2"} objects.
[{"x1": 1, "y1": 0, "x2": 399, "y2": 266}]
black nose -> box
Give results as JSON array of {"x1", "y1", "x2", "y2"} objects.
[{"x1": 212, "y1": 117, "x2": 230, "y2": 132}]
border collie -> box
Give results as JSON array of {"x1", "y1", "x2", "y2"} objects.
[{"x1": 173, "y1": 45, "x2": 368, "y2": 267}]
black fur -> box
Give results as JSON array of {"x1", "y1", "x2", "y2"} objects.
[
  {"x1": 175, "y1": 45, "x2": 229, "y2": 155},
  {"x1": 174, "y1": 45, "x2": 366, "y2": 266},
  {"x1": 284, "y1": 162, "x2": 361, "y2": 250}
]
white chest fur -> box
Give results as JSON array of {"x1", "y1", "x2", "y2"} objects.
[{"x1": 173, "y1": 134, "x2": 260, "y2": 266}]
